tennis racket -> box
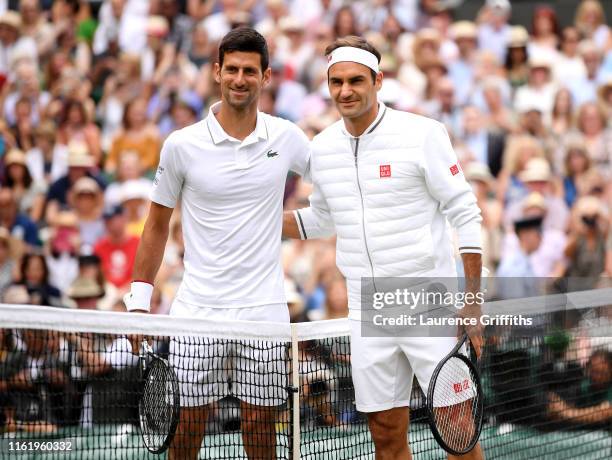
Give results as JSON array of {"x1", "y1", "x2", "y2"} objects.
[
  {"x1": 427, "y1": 333, "x2": 483, "y2": 456},
  {"x1": 138, "y1": 339, "x2": 180, "y2": 454}
]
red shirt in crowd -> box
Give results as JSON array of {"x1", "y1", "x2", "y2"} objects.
[{"x1": 94, "y1": 236, "x2": 140, "y2": 288}]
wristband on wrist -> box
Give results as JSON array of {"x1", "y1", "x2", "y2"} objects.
[{"x1": 124, "y1": 281, "x2": 154, "y2": 312}]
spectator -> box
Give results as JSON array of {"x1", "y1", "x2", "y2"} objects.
[
  {"x1": 103, "y1": 150, "x2": 152, "y2": 208},
  {"x1": 25, "y1": 120, "x2": 68, "y2": 185},
  {"x1": 105, "y1": 96, "x2": 161, "y2": 176},
  {"x1": 477, "y1": 0, "x2": 512, "y2": 65},
  {"x1": 44, "y1": 141, "x2": 106, "y2": 226},
  {"x1": 118, "y1": 179, "x2": 150, "y2": 237},
  {"x1": 2, "y1": 148, "x2": 46, "y2": 222},
  {"x1": 481, "y1": 76, "x2": 516, "y2": 134},
  {"x1": 558, "y1": 196, "x2": 608, "y2": 292},
  {"x1": 528, "y1": 6, "x2": 560, "y2": 62},
  {"x1": 93, "y1": 205, "x2": 139, "y2": 291},
  {"x1": 504, "y1": 157, "x2": 569, "y2": 232},
  {"x1": 502, "y1": 192, "x2": 567, "y2": 278},
  {"x1": 504, "y1": 25, "x2": 529, "y2": 92},
  {"x1": 447, "y1": 20, "x2": 478, "y2": 106},
  {"x1": 56, "y1": 99, "x2": 102, "y2": 167},
  {"x1": 561, "y1": 139, "x2": 593, "y2": 208},
  {"x1": 458, "y1": 105, "x2": 505, "y2": 178},
  {"x1": 567, "y1": 41, "x2": 605, "y2": 106},
  {"x1": 496, "y1": 216, "x2": 544, "y2": 299},
  {"x1": 574, "y1": 102, "x2": 612, "y2": 178},
  {"x1": 574, "y1": 0, "x2": 610, "y2": 50},
  {"x1": 598, "y1": 78, "x2": 612, "y2": 122},
  {"x1": 553, "y1": 27, "x2": 587, "y2": 85},
  {"x1": 0, "y1": 186, "x2": 39, "y2": 248},
  {"x1": 332, "y1": 5, "x2": 359, "y2": 39},
  {"x1": 2, "y1": 60, "x2": 49, "y2": 128},
  {"x1": 67, "y1": 276, "x2": 105, "y2": 310},
  {"x1": 45, "y1": 211, "x2": 80, "y2": 294},
  {"x1": 67, "y1": 177, "x2": 105, "y2": 252},
  {"x1": 514, "y1": 56, "x2": 556, "y2": 118},
  {"x1": 549, "y1": 88, "x2": 575, "y2": 142},
  {"x1": 0, "y1": 10, "x2": 37, "y2": 76},
  {"x1": 18, "y1": 252, "x2": 62, "y2": 307}
]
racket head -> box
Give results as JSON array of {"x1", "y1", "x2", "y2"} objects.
[
  {"x1": 138, "y1": 355, "x2": 181, "y2": 454},
  {"x1": 427, "y1": 347, "x2": 484, "y2": 455}
]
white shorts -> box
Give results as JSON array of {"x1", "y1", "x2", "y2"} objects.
[
  {"x1": 349, "y1": 320, "x2": 473, "y2": 413},
  {"x1": 169, "y1": 300, "x2": 289, "y2": 407}
]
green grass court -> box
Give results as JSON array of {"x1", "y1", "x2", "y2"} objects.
[{"x1": 2, "y1": 423, "x2": 610, "y2": 459}]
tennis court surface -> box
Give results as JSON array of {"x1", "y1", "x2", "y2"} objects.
[{"x1": 1, "y1": 288, "x2": 610, "y2": 459}]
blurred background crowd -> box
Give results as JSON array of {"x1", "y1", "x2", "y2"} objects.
[{"x1": 0, "y1": 0, "x2": 610, "y2": 438}]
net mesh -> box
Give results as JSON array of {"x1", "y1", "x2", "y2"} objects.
[{"x1": 0, "y1": 295, "x2": 610, "y2": 460}]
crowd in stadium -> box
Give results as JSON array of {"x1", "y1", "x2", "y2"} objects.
[{"x1": 0, "y1": 0, "x2": 610, "y2": 438}]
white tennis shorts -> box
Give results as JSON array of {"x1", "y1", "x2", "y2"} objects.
[
  {"x1": 169, "y1": 300, "x2": 289, "y2": 408},
  {"x1": 349, "y1": 320, "x2": 474, "y2": 412}
]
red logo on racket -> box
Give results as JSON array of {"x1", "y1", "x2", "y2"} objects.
[
  {"x1": 450, "y1": 164, "x2": 460, "y2": 176},
  {"x1": 380, "y1": 165, "x2": 391, "y2": 178},
  {"x1": 453, "y1": 383, "x2": 462, "y2": 394}
]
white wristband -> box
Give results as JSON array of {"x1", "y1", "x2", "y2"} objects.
[{"x1": 124, "y1": 281, "x2": 154, "y2": 312}]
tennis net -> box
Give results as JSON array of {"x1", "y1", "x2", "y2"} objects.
[{"x1": 0, "y1": 288, "x2": 610, "y2": 459}]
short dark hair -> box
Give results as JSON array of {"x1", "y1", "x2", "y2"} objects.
[
  {"x1": 218, "y1": 27, "x2": 269, "y2": 72},
  {"x1": 324, "y1": 36, "x2": 381, "y2": 81}
]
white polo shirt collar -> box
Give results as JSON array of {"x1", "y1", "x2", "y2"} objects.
[{"x1": 205, "y1": 101, "x2": 269, "y2": 146}]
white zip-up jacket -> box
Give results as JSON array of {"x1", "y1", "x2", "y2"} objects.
[{"x1": 294, "y1": 104, "x2": 482, "y2": 319}]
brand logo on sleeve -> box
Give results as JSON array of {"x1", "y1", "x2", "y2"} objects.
[
  {"x1": 380, "y1": 165, "x2": 391, "y2": 178},
  {"x1": 450, "y1": 164, "x2": 460, "y2": 176}
]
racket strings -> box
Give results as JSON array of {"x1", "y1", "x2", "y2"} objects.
[
  {"x1": 141, "y1": 359, "x2": 178, "y2": 449},
  {"x1": 431, "y1": 356, "x2": 480, "y2": 452}
]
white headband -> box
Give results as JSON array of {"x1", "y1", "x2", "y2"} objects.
[{"x1": 327, "y1": 46, "x2": 380, "y2": 73}]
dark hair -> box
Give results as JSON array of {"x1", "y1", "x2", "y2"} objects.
[
  {"x1": 5, "y1": 161, "x2": 33, "y2": 189},
  {"x1": 324, "y1": 36, "x2": 381, "y2": 81},
  {"x1": 20, "y1": 253, "x2": 50, "y2": 286},
  {"x1": 61, "y1": 99, "x2": 87, "y2": 126},
  {"x1": 218, "y1": 27, "x2": 269, "y2": 72}
]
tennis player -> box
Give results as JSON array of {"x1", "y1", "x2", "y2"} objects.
[
  {"x1": 283, "y1": 36, "x2": 485, "y2": 460},
  {"x1": 125, "y1": 28, "x2": 310, "y2": 460}
]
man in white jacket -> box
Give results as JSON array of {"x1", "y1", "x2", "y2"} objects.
[{"x1": 283, "y1": 36, "x2": 485, "y2": 459}]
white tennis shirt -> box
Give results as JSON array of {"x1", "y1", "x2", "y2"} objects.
[{"x1": 151, "y1": 102, "x2": 310, "y2": 308}]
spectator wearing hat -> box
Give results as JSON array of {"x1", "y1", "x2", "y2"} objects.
[
  {"x1": 496, "y1": 215, "x2": 544, "y2": 299},
  {"x1": 105, "y1": 97, "x2": 161, "y2": 176},
  {"x1": 2, "y1": 148, "x2": 46, "y2": 222},
  {"x1": 18, "y1": 252, "x2": 62, "y2": 307},
  {"x1": 44, "y1": 141, "x2": 106, "y2": 226},
  {"x1": 477, "y1": 0, "x2": 512, "y2": 64},
  {"x1": 276, "y1": 16, "x2": 313, "y2": 83},
  {"x1": 553, "y1": 27, "x2": 587, "y2": 85},
  {"x1": 45, "y1": 211, "x2": 80, "y2": 294},
  {"x1": 501, "y1": 25, "x2": 529, "y2": 93},
  {"x1": 0, "y1": 10, "x2": 37, "y2": 76},
  {"x1": 68, "y1": 176, "x2": 106, "y2": 251},
  {"x1": 67, "y1": 276, "x2": 105, "y2": 310},
  {"x1": 0, "y1": 187, "x2": 39, "y2": 247},
  {"x1": 504, "y1": 157, "x2": 569, "y2": 232},
  {"x1": 25, "y1": 120, "x2": 67, "y2": 185},
  {"x1": 119, "y1": 179, "x2": 150, "y2": 237},
  {"x1": 94, "y1": 205, "x2": 140, "y2": 291},
  {"x1": 502, "y1": 192, "x2": 566, "y2": 278},
  {"x1": 448, "y1": 20, "x2": 478, "y2": 106},
  {"x1": 514, "y1": 56, "x2": 556, "y2": 118}
]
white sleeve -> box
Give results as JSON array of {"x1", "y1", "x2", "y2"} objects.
[
  {"x1": 421, "y1": 121, "x2": 482, "y2": 254},
  {"x1": 294, "y1": 173, "x2": 336, "y2": 240},
  {"x1": 289, "y1": 126, "x2": 311, "y2": 181},
  {"x1": 150, "y1": 134, "x2": 184, "y2": 208}
]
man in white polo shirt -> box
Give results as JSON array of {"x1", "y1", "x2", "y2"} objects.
[
  {"x1": 124, "y1": 28, "x2": 309, "y2": 459},
  {"x1": 283, "y1": 36, "x2": 485, "y2": 459}
]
